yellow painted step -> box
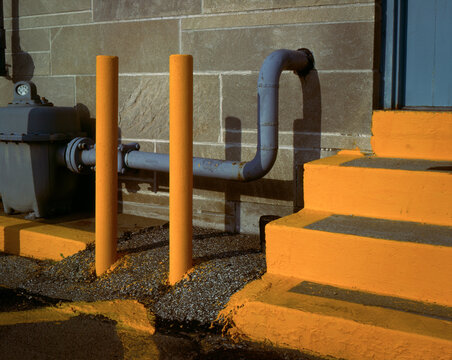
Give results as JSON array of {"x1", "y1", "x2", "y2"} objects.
[
  {"x1": 303, "y1": 152, "x2": 452, "y2": 226},
  {"x1": 0, "y1": 213, "x2": 167, "y2": 261},
  {"x1": 266, "y1": 209, "x2": 452, "y2": 306},
  {"x1": 372, "y1": 110, "x2": 452, "y2": 160},
  {"x1": 220, "y1": 273, "x2": 452, "y2": 360}
]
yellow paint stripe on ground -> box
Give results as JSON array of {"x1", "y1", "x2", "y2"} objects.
[{"x1": 0, "y1": 300, "x2": 155, "y2": 334}]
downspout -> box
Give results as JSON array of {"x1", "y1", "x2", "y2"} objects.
[{"x1": 123, "y1": 49, "x2": 314, "y2": 181}]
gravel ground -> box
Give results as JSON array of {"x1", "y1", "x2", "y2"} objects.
[
  {"x1": 0, "y1": 224, "x2": 330, "y2": 359},
  {"x1": 0, "y1": 224, "x2": 266, "y2": 328}
]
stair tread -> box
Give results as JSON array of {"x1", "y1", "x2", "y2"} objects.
[
  {"x1": 266, "y1": 210, "x2": 452, "y2": 305},
  {"x1": 340, "y1": 157, "x2": 452, "y2": 172},
  {"x1": 289, "y1": 280, "x2": 452, "y2": 321},
  {"x1": 224, "y1": 274, "x2": 452, "y2": 345},
  {"x1": 304, "y1": 154, "x2": 452, "y2": 226},
  {"x1": 250, "y1": 275, "x2": 452, "y2": 341},
  {"x1": 304, "y1": 214, "x2": 452, "y2": 247}
]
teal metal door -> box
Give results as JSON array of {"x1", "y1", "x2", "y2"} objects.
[{"x1": 381, "y1": 0, "x2": 452, "y2": 109}]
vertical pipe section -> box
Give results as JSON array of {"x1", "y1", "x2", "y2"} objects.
[
  {"x1": 0, "y1": 1, "x2": 6, "y2": 76},
  {"x1": 95, "y1": 55, "x2": 119, "y2": 276},
  {"x1": 169, "y1": 55, "x2": 193, "y2": 285}
]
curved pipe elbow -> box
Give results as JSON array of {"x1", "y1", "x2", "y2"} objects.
[
  {"x1": 73, "y1": 49, "x2": 314, "y2": 182},
  {"x1": 239, "y1": 48, "x2": 314, "y2": 182}
]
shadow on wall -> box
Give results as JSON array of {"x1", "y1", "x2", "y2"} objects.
[
  {"x1": 7, "y1": 0, "x2": 35, "y2": 82},
  {"x1": 219, "y1": 69, "x2": 322, "y2": 231},
  {"x1": 118, "y1": 63, "x2": 322, "y2": 233},
  {"x1": 150, "y1": 69, "x2": 322, "y2": 233},
  {"x1": 225, "y1": 116, "x2": 241, "y2": 233},
  {"x1": 72, "y1": 104, "x2": 96, "y2": 213},
  {"x1": 294, "y1": 69, "x2": 322, "y2": 209}
]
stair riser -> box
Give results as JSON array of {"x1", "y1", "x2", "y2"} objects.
[
  {"x1": 372, "y1": 111, "x2": 452, "y2": 160},
  {"x1": 304, "y1": 165, "x2": 452, "y2": 226},
  {"x1": 266, "y1": 225, "x2": 452, "y2": 306},
  {"x1": 233, "y1": 301, "x2": 452, "y2": 360}
]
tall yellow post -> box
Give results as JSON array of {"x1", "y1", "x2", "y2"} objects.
[
  {"x1": 169, "y1": 55, "x2": 193, "y2": 285},
  {"x1": 95, "y1": 55, "x2": 119, "y2": 276}
]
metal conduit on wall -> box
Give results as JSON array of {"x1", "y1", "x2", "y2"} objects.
[
  {"x1": 122, "y1": 49, "x2": 314, "y2": 181},
  {"x1": 63, "y1": 48, "x2": 314, "y2": 181}
]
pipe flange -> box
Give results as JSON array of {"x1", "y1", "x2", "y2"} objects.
[
  {"x1": 65, "y1": 137, "x2": 94, "y2": 174},
  {"x1": 117, "y1": 142, "x2": 140, "y2": 174}
]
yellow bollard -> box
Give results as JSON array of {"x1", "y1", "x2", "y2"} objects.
[
  {"x1": 169, "y1": 55, "x2": 193, "y2": 285},
  {"x1": 95, "y1": 55, "x2": 119, "y2": 276}
]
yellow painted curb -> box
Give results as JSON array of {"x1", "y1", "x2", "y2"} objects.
[{"x1": 0, "y1": 212, "x2": 167, "y2": 261}]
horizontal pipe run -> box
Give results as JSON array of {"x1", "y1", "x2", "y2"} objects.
[
  {"x1": 75, "y1": 49, "x2": 314, "y2": 182},
  {"x1": 124, "y1": 151, "x2": 271, "y2": 181},
  {"x1": 81, "y1": 148, "x2": 96, "y2": 166},
  {"x1": 125, "y1": 49, "x2": 313, "y2": 181}
]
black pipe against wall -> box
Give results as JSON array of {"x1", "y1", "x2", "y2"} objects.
[{"x1": 0, "y1": 0, "x2": 6, "y2": 76}]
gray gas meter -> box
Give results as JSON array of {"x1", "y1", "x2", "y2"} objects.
[{"x1": 0, "y1": 81, "x2": 83, "y2": 218}]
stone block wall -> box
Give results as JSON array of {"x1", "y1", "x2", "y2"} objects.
[{"x1": 0, "y1": 0, "x2": 378, "y2": 233}]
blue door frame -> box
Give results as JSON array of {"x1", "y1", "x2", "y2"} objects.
[
  {"x1": 380, "y1": 0, "x2": 452, "y2": 109},
  {"x1": 380, "y1": 0, "x2": 406, "y2": 109}
]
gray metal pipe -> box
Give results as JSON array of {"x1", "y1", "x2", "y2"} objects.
[
  {"x1": 81, "y1": 148, "x2": 96, "y2": 166},
  {"x1": 123, "y1": 48, "x2": 314, "y2": 181}
]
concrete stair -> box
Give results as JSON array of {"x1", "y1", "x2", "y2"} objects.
[
  {"x1": 303, "y1": 153, "x2": 452, "y2": 226},
  {"x1": 223, "y1": 111, "x2": 452, "y2": 359},
  {"x1": 266, "y1": 209, "x2": 452, "y2": 306},
  {"x1": 222, "y1": 274, "x2": 452, "y2": 360}
]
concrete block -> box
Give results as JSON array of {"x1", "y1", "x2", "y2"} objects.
[
  {"x1": 3, "y1": 0, "x2": 91, "y2": 17},
  {"x1": 7, "y1": 53, "x2": 50, "y2": 78},
  {"x1": 94, "y1": 0, "x2": 201, "y2": 21},
  {"x1": 118, "y1": 76, "x2": 169, "y2": 140},
  {"x1": 30, "y1": 76, "x2": 76, "y2": 107},
  {"x1": 117, "y1": 74, "x2": 220, "y2": 141},
  {"x1": 203, "y1": 0, "x2": 374, "y2": 13},
  {"x1": 4, "y1": 12, "x2": 92, "y2": 30},
  {"x1": 183, "y1": 22, "x2": 374, "y2": 71},
  {"x1": 183, "y1": 5, "x2": 374, "y2": 30},
  {"x1": 75, "y1": 76, "x2": 96, "y2": 117},
  {"x1": 119, "y1": 199, "x2": 237, "y2": 232},
  {"x1": 51, "y1": 20, "x2": 179, "y2": 75},
  {"x1": 76, "y1": 73, "x2": 219, "y2": 142},
  {"x1": 193, "y1": 75, "x2": 221, "y2": 142},
  {"x1": 119, "y1": 201, "x2": 169, "y2": 222},
  {"x1": 222, "y1": 71, "x2": 373, "y2": 136},
  {"x1": 6, "y1": 29, "x2": 50, "y2": 53},
  {"x1": 222, "y1": 72, "x2": 302, "y2": 132},
  {"x1": 0, "y1": 78, "x2": 14, "y2": 105}
]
